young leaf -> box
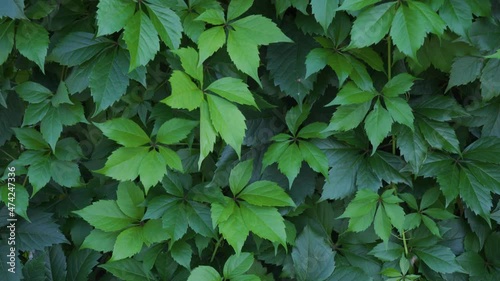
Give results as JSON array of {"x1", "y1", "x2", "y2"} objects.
[
  {"x1": 74, "y1": 200, "x2": 135, "y2": 232},
  {"x1": 327, "y1": 82, "x2": 375, "y2": 106},
  {"x1": 325, "y1": 102, "x2": 371, "y2": 132},
  {"x1": 215, "y1": 204, "x2": 249, "y2": 255},
  {"x1": 187, "y1": 266, "x2": 222, "y2": 281},
  {"x1": 277, "y1": 143, "x2": 303, "y2": 186},
  {"x1": 97, "y1": 147, "x2": 149, "y2": 181},
  {"x1": 156, "y1": 118, "x2": 199, "y2": 145},
  {"x1": 95, "y1": 118, "x2": 150, "y2": 147},
  {"x1": 229, "y1": 159, "x2": 254, "y2": 195},
  {"x1": 162, "y1": 71, "x2": 204, "y2": 111},
  {"x1": 123, "y1": 11, "x2": 159, "y2": 71},
  {"x1": 239, "y1": 180, "x2": 295, "y2": 207},
  {"x1": 197, "y1": 26, "x2": 226, "y2": 64},
  {"x1": 172, "y1": 47, "x2": 203, "y2": 82},
  {"x1": 116, "y1": 182, "x2": 145, "y2": 220},
  {"x1": 299, "y1": 141, "x2": 329, "y2": 178},
  {"x1": 226, "y1": 30, "x2": 261, "y2": 85},
  {"x1": 239, "y1": 202, "x2": 287, "y2": 247},
  {"x1": 206, "y1": 77, "x2": 257, "y2": 107},
  {"x1": 199, "y1": 100, "x2": 217, "y2": 167},
  {"x1": 111, "y1": 226, "x2": 144, "y2": 261},
  {"x1": 223, "y1": 252, "x2": 254, "y2": 279},
  {"x1": 227, "y1": 0, "x2": 253, "y2": 21},
  {"x1": 364, "y1": 100, "x2": 393, "y2": 153}
]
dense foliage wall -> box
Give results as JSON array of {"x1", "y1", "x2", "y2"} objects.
[{"x1": 1, "y1": 0, "x2": 500, "y2": 280}]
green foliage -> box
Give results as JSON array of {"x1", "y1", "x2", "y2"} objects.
[{"x1": 1, "y1": 0, "x2": 500, "y2": 280}]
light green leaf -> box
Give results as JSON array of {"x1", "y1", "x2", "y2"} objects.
[
  {"x1": 172, "y1": 47, "x2": 203, "y2": 82},
  {"x1": 207, "y1": 94, "x2": 246, "y2": 157},
  {"x1": 390, "y1": 5, "x2": 427, "y2": 59},
  {"x1": 89, "y1": 49, "x2": 130, "y2": 113},
  {"x1": 0, "y1": 20, "x2": 15, "y2": 65},
  {"x1": 100, "y1": 258, "x2": 155, "y2": 281},
  {"x1": 123, "y1": 11, "x2": 159, "y2": 71},
  {"x1": 382, "y1": 73, "x2": 416, "y2": 97},
  {"x1": 158, "y1": 146, "x2": 183, "y2": 172},
  {"x1": 364, "y1": 100, "x2": 393, "y2": 153},
  {"x1": 199, "y1": 100, "x2": 217, "y2": 167},
  {"x1": 240, "y1": 202, "x2": 287, "y2": 247},
  {"x1": 116, "y1": 182, "x2": 145, "y2": 220},
  {"x1": 227, "y1": 0, "x2": 253, "y2": 21},
  {"x1": 81, "y1": 229, "x2": 118, "y2": 252},
  {"x1": 223, "y1": 252, "x2": 254, "y2": 279},
  {"x1": 239, "y1": 180, "x2": 295, "y2": 207},
  {"x1": 217, "y1": 204, "x2": 249, "y2": 255},
  {"x1": 291, "y1": 226, "x2": 336, "y2": 281},
  {"x1": 187, "y1": 266, "x2": 222, "y2": 281},
  {"x1": 232, "y1": 15, "x2": 293, "y2": 46},
  {"x1": 49, "y1": 32, "x2": 112, "y2": 67},
  {"x1": 74, "y1": 200, "x2": 135, "y2": 232},
  {"x1": 157, "y1": 118, "x2": 199, "y2": 145},
  {"x1": 485, "y1": 49, "x2": 500, "y2": 59},
  {"x1": 162, "y1": 70, "x2": 204, "y2": 111},
  {"x1": 338, "y1": 0, "x2": 382, "y2": 11},
  {"x1": 384, "y1": 97, "x2": 414, "y2": 130},
  {"x1": 439, "y1": 0, "x2": 472, "y2": 36},
  {"x1": 96, "y1": 0, "x2": 135, "y2": 36},
  {"x1": 146, "y1": 3, "x2": 182, "y2": 49},
  {"x1": 227, "y1": 29, "x2": 260, "y2": 85},
  {"x1": 327, "y1": 82, "x2": 375, "y2": 106},
  {"x1": 408, "y1": 1, "x2": 446, "y2": 37},
  {"x1": 207, "y1": 77, "x2": 257, "y2": 107},
  {"x1": 325, "y1": 101, "x2": 371, "y2": 132},
  {"x1": 197, "y1": 26, "x2": 226, "y2": 65},
  {"x1": 196, "y1": 9, "x2": 225, "y2": 25},
  {"x1": 297, "y1": 122, "x2": 329, "y2": 139},
  {"x1": 111, "y1": 226, "x2": 144, "y2": 261},
  {"x1": 311, "y1": 0, "x2": 338, "y2": 31},
  {"x1": 15, "y1": 81, "x2": 52, "y2": 103},
  {"x1": 262, "y1": 141, "x2": 290, "y2": 169},
  {"x1": 277, "y1": 143, "x2": 303, "y2": 187},
  {"x1": 414, "y1": 245, "x2": 462, "y2": 273},
  {"x1": 15, "y1": 21, "x2": 49, "y2": 72},
  {"x1": 229, "y1": 159, "x2": 254, "y2": 195},
  {"x1": 350, "y1": 2, "x2": 396, "y2": 48},
  {"x1": 0, "y1": 184, "x2": 29, "y2": 221},
  {"x1": 95, "y1": 118, "x2": 150, "y2": 147},
  {"x1": 374, "y1": 205, "x2": 391, "y2": 242},
  {"x1": 97, "y1": 147, "x2": 149, "y2": 181},
  {"x1": 299, "y1": 141, "x2": 329, "y2": 178}
]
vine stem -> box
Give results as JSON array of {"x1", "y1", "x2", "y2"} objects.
[{"x1": 210, "y1": 236, "x2": 222, "y2": 263}]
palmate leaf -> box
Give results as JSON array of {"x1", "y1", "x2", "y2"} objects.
[
  {"x1": 439, "y1": 0, "x2": 472, "y2": 36},
  {"x1": 325, "y1": 101, "x2": 371, "y2": 132},
  {"x1": 239, "y1": 202, "x2": 287, "y2": 247},
  {"x1": 223, "y1": 253, "x2": 254, "y2": 279},
  {"x1": 74, "y1": 200, "x2": 135, "y2": 232},
  {"x1": 15, "y1": 21, "x2": 49, "y2": 72},
  {"x1": 95, "y1": 118, "x2": 150, "y2": 147},
  {"x1": 350, "y1": 2, "x2": 396, "y2": 48},
  {"x1": 123, "y1": 10, "x2": 159, "y2": 71},
  {"x1": 206, "y1": 77, "x2": 257, "y2": 107},
  {"x1": 146, "y1": 2, "x2": 182, "y2": 49},
  {"x1": 162, "y1": 71, "x2": 204, "y2": 111},
  {"x1": 364, "y1": 100, "x2": 393, "y2": 153},
  {"x1": 156, "y1": 118, "x2": 199, "y2": 145},
  {"x1": 49, "y1": 32, "x2": 112, "y2": 67},
  {"x1": 238, "y1": 180, "x2": 295, "y2": 207}
]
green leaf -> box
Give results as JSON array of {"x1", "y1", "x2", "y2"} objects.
[
  {"x1": 100, "y1": 258, "x2": 156, "y2": 281},
  {"x1": 311, "y1": 0, "x2": 338, "y2": 31},
  {"x1": 439, "y1": 0, "x2": 472, "y2": 36},
  {"x1": 15, "y1": 21, "x2": 49, "y2": 72},
  {"x1": 305, "y1": 48, "x2": 330, "y2": 78},
  {"x1": 368, "y1": 242, "x2": 403, "y2": 261},
  {"x1": 277, "y1": 143, "x2": 303, "y2": 186},
  {"x1": 229, "y1": 159, "x2": 254, "y2": 195},
  {"x1": 227, "y1": 0, "x2": 253, "y2": 21},
  {"x1": 226, "y1": 29, "x2": 260, "y2": 85},
  {"x1": 15, "y1": 81, "x2": 52, "y2": 103},
  {"x1": 139, "y1": 150, "x2": 167, "y2": 192},
  {"x1": 239, "y1": 202, "x2": 287, "y2": 247},
  {"x1": 382, "y1": 73, "x2": 416, "y2": 97},
  {"x1": 480, "y1": 59, "x2": 500, "y2": 101},
  {"x1": 162, "y1": 71, "x2": 204, "y2": 111},
  {"x1": 197, "y1": 26, "x2": 226, "y2": 64},
  {"x1": 187, "y1": 266, "x2": 222, "y2": 281},
  {"x1": 74, "y1": 200, "x2": 135, "y2": 232},
  {"x1": 49, "y1": 32, "x2": 111, "y2": 67},
  {"x1": 142, "y1": 219, "x2": 169, "y2": 244},
  {"x1": 111, "y1": 226, "x2": 144, "y2": 261},
  {"x1": 291, "y1": 226, "x2": 336, "y2": 281},
  {"x1": 223, "y1": 252, "x2": 254, "y2": 279},
  {"x1": 299, "y1": 141, "x2": 329, "y2": 178},
  {"x1": 0, "y1": 20, "x2": 15, "y2": 65},
  {"x1": 66, "y1": 250, "x2": 100, "y2": 281},
  {"x1": 460, "y1": 168, "x2": 492, "y2": 219},
  {"x1": 327, "y1": 82, "x2": 375, "y2": 106},
  {"x1": 171, "y1": 240, "x2": 192, "y2": 269},
  {"x1": 172, "y1": 47, "x2": 203, "y2": 82},
  {"x1": 395, "y1": 124, "x2": 427, "y2": 174},
  {"x1": 349, "y1": 47, "x2": 385, "y2": 72},
  {"x1": 374, "y1": 204, "x2": 391, "y2": 242},
  {"x1": 350, "y1": 2, "x2": 396, "y2": 48},
  {"x1": 408, "y1": 1, "x2": 446, "y2": 37},
  {"x1": 390, "y1": 5, "x2": 427, "y2": 59},
  {"x1": 81, "y1": 229, "x2": 118, "y2": 252},
  {"x1": 196, "y1": 9, "x2": 225, "y2": 25},
  {"x1": 89, "y1": 49, "x2": 130, "y2": 113},
  {"x1": 0, "y1": 0, "x2": 25, "y2": 19},
  {"x1": 214, "y1": 202, "x2": 249, "y2": 255},
  {"x1": 422, "y1": 215, "x2": 441, "y2": 237},
  {"x1": 52, "y1": 82, "x2": 73, "y2": 107},
  {"x1": 13, "y1": 127, "x2": 49, "y2": 150},
  {"x1": 28, "y1": 156, "x2": 52, "y2": 195},
  {"x1": 325, "y1": 102, "x2": 371, "y2": 132},
  {"x1": 50, "y1": 159, "x2": 81, "y2": 187},
  {"x1": 40, "y1": 108, "x2": 63, "y2": 151},
  {"x1": 417, "y1": 118, "x2": 460, "y2": 154},
  {"x1": 338, "y1": 0, "x2": 381, "y2": 11},
  {"x1": 285, "y1": 105, "x2": 311, "y2": 136},
  {"x1": 96, "y1": 0, "x2": 135, "y2": 36},
  {"x1": 384, "y1": 97, "x2": 414, "y2": 130},
  {"x1": 207, "y1": 94, "x2": 246, "y2": 157},
  {"x1": 116, "y1": 182, "x2": 144, "y2": 220},
  {"x1": 297, "y1": 122, "x2": 329, "y2": 139},
  {"x1": 17, "y1": 211, "x2": 68, "y2": 251},
  {"x1": 157, "y1": 118, "x2": 198, "y2": 145},
  {"x1": 414, "y1": 245, "x2": 462, "y2": 273},
  {"x1": 364, "y1": 100, "x2": 393, "y2": 153},
  {"x1": 239, "y1": 180, "x2": 295, "y2": 207},
  {"x1": 1, "y1": 184, "x2": 29, "y2": 221},
  {"x1": 95, "y1": 118, "x2": 150, "y2": 147},
  {"x1": 186, "y1": 201, "x2": 216, "y2": 238},
  {"x1": 207, "y1": 77, "x2": 257, "y2": 107},
  {"x1": 162, "y1": 203, "x2": 189, "y2": 241},
  {"x1": 98, "y1": 146, "x2": 149, "y2": 181},
  {"x1": 199, "y1": 100, "x2": 217, "y2": 167},
  {"x1": 146, "y1": 2, "x2": 182, "y2": 49},
  {"x1": 446, "y1": 56, "x2": 484, "y2": 91},
  {"x1": 463, "y1": 137, "x2": 500, "y2": 164},
  {"x1": 123, "y1": 11, "x2": 159, "y2": 71}
]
